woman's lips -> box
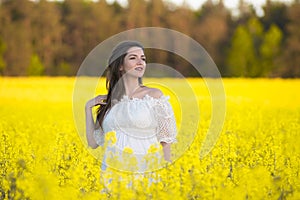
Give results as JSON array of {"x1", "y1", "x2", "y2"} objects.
[{"x1": 134, "y1": 67, "x2": 144, "y2": 71}]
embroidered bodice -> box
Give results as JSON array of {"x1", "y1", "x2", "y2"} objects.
[{"x1": 93, "y1": 94, "x2": 177, "y2": 172}]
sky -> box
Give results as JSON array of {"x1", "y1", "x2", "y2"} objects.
[{"x1": 107, "y1": 0, "x2": 294, "y2": 16}]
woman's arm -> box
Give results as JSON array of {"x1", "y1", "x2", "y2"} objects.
[
  {"x1": 161, "y1": 142, "x2": 171, "y2": 162},
  {"x1": 149, "y1": 88, "x2": 176, "y2": 163},
  {"x1": 85, "y1": 95, "x2": 106, "y2": 149}
]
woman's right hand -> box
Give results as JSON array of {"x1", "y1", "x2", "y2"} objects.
[{"x1": 85, "y1": 95, "x2": 107, "y2": 109}]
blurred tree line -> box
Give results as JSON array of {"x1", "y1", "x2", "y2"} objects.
[{"x1": 0, "y1": 0, "x2": 299, "y2": 77}]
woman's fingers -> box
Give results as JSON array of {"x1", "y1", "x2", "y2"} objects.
[
  {"x1": 86, "y1": 95, "x2": 107, "y2": 108},
  {"x1": 95, "y1": 95, "x2": 107, "y2": 105}
]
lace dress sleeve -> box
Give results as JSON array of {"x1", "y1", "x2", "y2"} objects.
[
  {"x1": 94, "y1": 127, "x2": 104, "y2": 146},
  {"x1": 153, "y1": 96, "x2": 177, "y2": 143}
]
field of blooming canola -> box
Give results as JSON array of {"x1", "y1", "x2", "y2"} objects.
[{"x1": 0, "y1": 77, "x2": 299, "y2": 199}]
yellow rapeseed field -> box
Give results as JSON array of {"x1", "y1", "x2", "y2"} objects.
[{"x1": 0, "y1": 77, "x2": 299, "y2": 199}]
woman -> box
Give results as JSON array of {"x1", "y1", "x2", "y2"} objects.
[{"x1": 85, "y1": 40, "x2": 177, "y2": 173}]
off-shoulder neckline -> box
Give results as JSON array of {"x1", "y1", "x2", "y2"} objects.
[{"x1": 119, "y1": 94, "x2": 169, "y2": 102}]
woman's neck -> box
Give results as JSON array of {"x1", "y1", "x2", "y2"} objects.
[{"x1": 122, "y1": 76, "x2": 141, "y2": 97}]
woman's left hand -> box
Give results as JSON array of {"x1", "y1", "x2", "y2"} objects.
[{"x1": 85, "y1": 95, "x2": 107, "y2": 109}]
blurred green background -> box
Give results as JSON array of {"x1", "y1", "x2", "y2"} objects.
[{"x1": 0, "y1": 0, "x2": 299, "y2": 77}]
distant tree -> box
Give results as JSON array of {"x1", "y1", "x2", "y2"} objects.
[
  {"x1": 0, "y1": 0, "x2": 297, "y2": 77},
  {"x1": 226, "y1": 25, "x2": 256, "y2": 77},
  {"x1": 27, "y1": 53, "x2": 44, "y2": 76},
  {"x1": 145, "y1": 0, "x2": 170, "y2": 72},
  {"x1": 59, "y1": 0, "x2": 84, "y2": 74},
  {"x1": 57, "y1": 61, "x2": 72, "y2": 76},
  {"x1": 280, "y1": 2, "x2": 300, "y2": 77},
  {"x1": 227, "y1": 17, "x2": 265, "y2": 77},
  {"x1": 259, "y1": 24, "x2": 282, "y2": 77},
  {"x1": 94, "y1": 0, "x2": 120, "y2": 40},
  {"x1": 0, "y1": 0, "x2": 33, "y2": 76},
  {"x1": 126, "y1": 0, "x2": 148, "y2": 29},
  {"x1": 235, "y1": 0, "x2": 256, "y2": 24},
  {"x1": 167, "y1": 5, "x2": 193, "y2": 36},
  {"x1": 166, "y1": 6, "x2": 196, "y2": 75},
  {"x1": 59, "y1": 0, "x2": 96, "y2": 75},
  {"x1": 247, "y1": 17, "x2": 264, "y2": 76},
  {"x1": 262, "y1": 0, "x2": 288, "y2": 35},
  {"x1": 0, "y1": 37, "x2": 6, "y2": 75},
  {"x1": 148, "y1": 0, "x2": 166, "y2": 27},
  {"x1": 193, "y1": 1, "x2": 230, "y2": 74},
  {"x1": 31, "y1": 0, "x2": 63, "y2": 75}
]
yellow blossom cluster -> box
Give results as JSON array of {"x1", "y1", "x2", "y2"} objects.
[{"x1": 0, "y1": 77, "x2": 299, "y2": 199}]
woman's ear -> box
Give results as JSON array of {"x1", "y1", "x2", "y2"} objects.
[{"x1": 119, "y1": 65, "x2": 123, "y2": 71}]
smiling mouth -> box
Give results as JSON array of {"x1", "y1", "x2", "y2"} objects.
[{"x1": 134, "y1": 67, "x2": 144, "y2": 71}]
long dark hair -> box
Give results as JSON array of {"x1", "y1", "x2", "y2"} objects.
[{"x1": 96, "y1": 40, "x2": 144, "y2": 128}]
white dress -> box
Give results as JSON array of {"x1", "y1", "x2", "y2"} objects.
[{"x1": 93, "y1": 94, "x2": 177, "y2": 173}]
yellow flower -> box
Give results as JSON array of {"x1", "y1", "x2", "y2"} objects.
[
  {"x1": 105, "y1": 131, "x2": 117, "y2": 144},
  {"x1": 147, "y1": 144, "x2": 159, "y2": 154},
  {"x1": 123, "y1": 146, "x2": 134, "y2": 154}
]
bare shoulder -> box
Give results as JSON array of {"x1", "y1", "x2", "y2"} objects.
[{"x1": 143, "y1": 87, "x2": 163, "y2": 99}]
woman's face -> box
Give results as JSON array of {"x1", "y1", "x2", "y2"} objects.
[{"x1": 120, "y1": 46, "x2": 146, "y2": 78}]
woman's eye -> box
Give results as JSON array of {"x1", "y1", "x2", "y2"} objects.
[{"x1": 129, "y1": 57, "x2": 146, "y2": 61}]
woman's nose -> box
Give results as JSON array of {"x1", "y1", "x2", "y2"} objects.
[{"x1": 137, "y1": 58, "x2": 144, "y2": 65}]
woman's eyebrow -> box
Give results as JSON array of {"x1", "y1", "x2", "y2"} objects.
[{"x1": 127, "y1": 54, "x2": 146, "y2": 57}]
